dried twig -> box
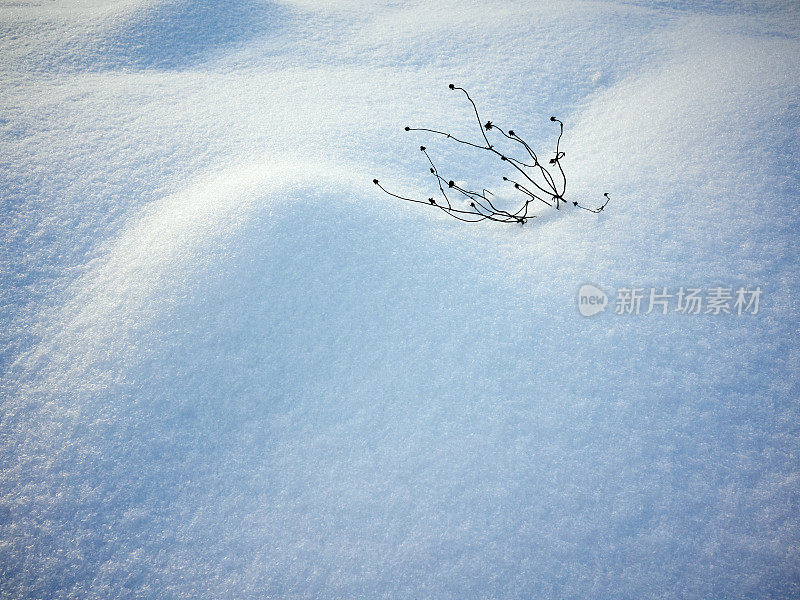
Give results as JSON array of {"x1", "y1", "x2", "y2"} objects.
[{"x1": 373, "y1": 84, "x2": 610, "y2": 224}]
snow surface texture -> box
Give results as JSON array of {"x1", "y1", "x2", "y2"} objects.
[{"x1": 2, "y1": 1, "x2": 799, "y2": 598}]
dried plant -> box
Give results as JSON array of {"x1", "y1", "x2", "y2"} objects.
[{"x1": 373, "y1": 84, "x2": 610, "y2": 224}]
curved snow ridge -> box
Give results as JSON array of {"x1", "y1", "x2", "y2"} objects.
[
  {"x1": 569, "y1": 26, "x2": 800, "y2": 196},
  {"x1": 101, "y1": 0, "x2": 291, "y2": 70},
  {"x1": 18, "y1": 157, "x2": 369, "y2": 381},
  {"x1": 0, "y1": 0, "x2": 290, "y2": 75}
]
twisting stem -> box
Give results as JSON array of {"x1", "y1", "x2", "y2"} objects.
[
  {"x1": 450, "y1": 84, "x2": 492, "y2": 149},
  {"x1": 374, "y1": 84, "x2": 609, "y2": 224}
]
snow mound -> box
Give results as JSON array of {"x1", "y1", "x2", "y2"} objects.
[{"x1": 2, "y1": 1, "x2": 799, "y2": 598}]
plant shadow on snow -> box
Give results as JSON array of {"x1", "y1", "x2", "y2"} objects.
[{"x1": 103, "y1": 0, "x2": 294, "y2": 70}]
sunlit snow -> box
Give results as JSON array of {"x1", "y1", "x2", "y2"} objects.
[{"x1": 2, "y1": 1, "x2": 799, "y2": 598}]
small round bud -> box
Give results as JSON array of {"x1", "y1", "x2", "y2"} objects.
[
  {"x1": 448, "y1": 84, "x2": 455, "y2": 90},
  {"x1": 373, "y1": 179, "x2": 378, "y2": 184},
  {"x1": 404, "y1": 126, "x2": 410, "y2": 131},
  {"x1": 448, "y1": 180, "x2": 455, "y2": 188}
]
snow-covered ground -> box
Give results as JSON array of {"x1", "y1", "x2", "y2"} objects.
[{"x1": 2, "y1": 1, "x2": 799, "y2": 598}]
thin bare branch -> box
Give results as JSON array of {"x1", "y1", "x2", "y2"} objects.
[{"x1": 374, "y1": 84, "x2": 609, "y2": 224}]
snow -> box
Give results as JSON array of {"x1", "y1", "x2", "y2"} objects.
[{"x1": 2, "y1": 1, "x2": 799, "y2": 598}]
